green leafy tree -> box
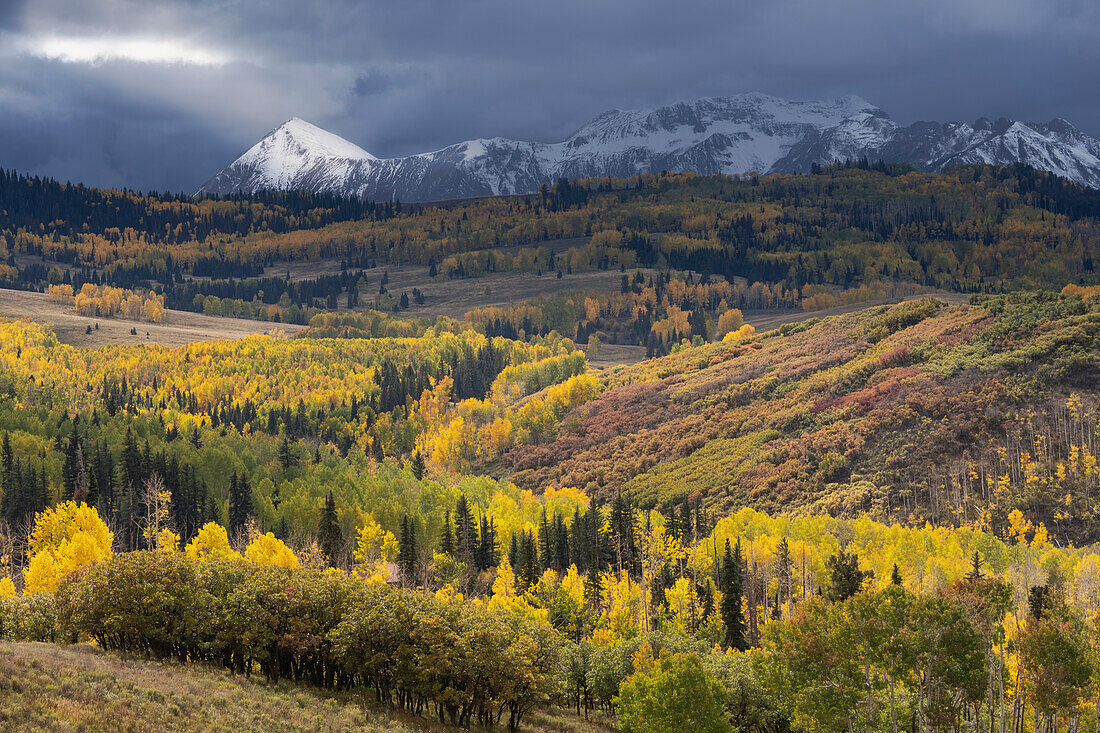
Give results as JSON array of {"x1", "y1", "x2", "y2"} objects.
[
  {"x1": 1018, "y1": 607, "x2": 1094, "y2": 726},
  {"x1": 616, "y1": 654, "x2": 731, "y2": 733},
  {"x1": 756, "y1": 598, "x2": 865, "y2": 731}
]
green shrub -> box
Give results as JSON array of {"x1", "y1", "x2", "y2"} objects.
[
  {"x1": 0, "y1": 593, "x2": 57, "y2": 642},
  {"x1": 616, "y1": 653, "x2": 731, "y2": 733}
]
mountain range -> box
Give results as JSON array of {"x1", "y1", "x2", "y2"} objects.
[{"x1": 195, "y1": 93, "x2": 1100, "y2": 201}]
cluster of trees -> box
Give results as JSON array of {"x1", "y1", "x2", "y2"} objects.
[
  {"x1": 0, "y1": 318, "x2": 600, "y2": 578},
  {"x1": 47, "y1": 283, "x2": 164, "y2": 322},
  {"x1": 162, "y1": 270, "x2": 366, "y2": 324},
  {"x1": 9, "y1": 491, "x2": 1100, "y2": 730},
  {"x1": 465, "y1": 269, "x2": 927, "y2": 351},
  {"x1": 52, "y1": 551, "x2": 560, "y2": 730}
]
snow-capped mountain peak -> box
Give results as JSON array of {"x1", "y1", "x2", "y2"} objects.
[
  {"x1": 196, "y1": 118, "x2": 377, "y2": 196},
  {"x1": 264, "y1": 118, "x2": 377, "y2": 162},
  {"x1": 195, "y1": 95, "x2": 1100, "y2": 200}
]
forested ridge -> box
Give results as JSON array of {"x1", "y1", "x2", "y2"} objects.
[{"x1": 4, "y1": 162, "x2": 1100, "y2": 337}]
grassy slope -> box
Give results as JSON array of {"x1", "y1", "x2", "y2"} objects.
[
  {"x1": 502, "y1": 294, "x2": 1100, "y2": 536},
  {"x1": 0, "y1": 287, "x2": 305, "y2": 348},
  {"x1": 0, "y1": 642, "x2": 611, "y2": 733}
]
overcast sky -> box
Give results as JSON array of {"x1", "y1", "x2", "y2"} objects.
[{"x1": 0, "y1": 0, "x2": 1096, "y2": 192}]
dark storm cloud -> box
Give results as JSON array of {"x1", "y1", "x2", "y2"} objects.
[{"x1": 1, "y1": 0, "x2": 1097, "y2": 191}]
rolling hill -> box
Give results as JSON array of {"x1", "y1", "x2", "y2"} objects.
[{"x1": 500, "y1": 293, "x2": 1100, "y2": 541}]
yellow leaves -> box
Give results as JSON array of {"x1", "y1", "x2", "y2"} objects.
[
  {"x1": 47, "y1": 284, "x2": 74, "y2": 304},
  {"x1": 0, "y1": 576, "x2": 14, "y2": 598},
  {"x1": 244, "y1": 532, "x2": 301, "y2": 568},
  {"x1": 514, "y1": 373, "x2": 600, "y2": 442},
  {"x1": 25, "y1": 524, "x2": 113, "y2": 594},
  {"x1": 542, "y1": 486, "x2": 590, "y2": 519},
  {"x1": 21, "y1": 501, "x2": 114, "y2": 595},
  {"x1": 492, "y1": 561, "x2": 518, "y2": 599},
  {"x1": 1005, "y1": 509, "x2": 1049, "y2": 548},
  {"x1": 1031, "y1": 522, "x2": 1049, "y2": 549},
  {"x1": 354, "y1": 514, "x2": 399, "y2": 565},
  {"x1": 156, "y1": 528, "x2": 181, "y2": 552},
  {"x1": 360, "y1": 560, "x2": 392, "y2": 585},
  {"x1": 721, "y1": 323, "x2": 756, "y2": 343},
  {"x1": 716, "y1": 308, "x2": 744, "y2": 337},
  {"x1": 583, "y1": 297, "x2": 601, "y2": 322},
  {"x1": 185, "y1": 522, "x2": 241, "y2": 562},
  {"x1": 29, "y1": 501, "x2": 113, "y2": 558},
  {"x1": 61, "y1": 283, "x2": 165, "y2": 322},
  {"x1": 604, "y1": 572, "x2": 641, "y2": 641}
]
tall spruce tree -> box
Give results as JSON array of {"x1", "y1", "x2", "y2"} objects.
[
  {"x1": 278, "y1": 434, "x2": 298, "y2": 473},
  {"x1": 584, "y1": 562, "x2": 603, "y2": 613},
  {"x1": 454, "y1": 494, "x2": 477, "y2": 563},
  {"x1": 398, "y1": 515, "x2": 418, "y2": 584},
  {"x1": 318, "y1": 491, "x2": 343, "y2": 568},
  {"x1": 228, "y1": 472, "x2": 253, "y2": 537},
  {"x1": 0, "y1": 432, "x2": 12, "y2": 521},
  {"x1": 439, "y1": 509, "x2": 454, "y2": 555},
  {"x1": 720, "y1": 539, "x2": 747, "y2": 651}
]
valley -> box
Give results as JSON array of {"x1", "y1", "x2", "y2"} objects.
[
  {"x1": 0, "y1": 164, "x2": 1099, "y2": 731},
  {"x1": 4, "y1": 0, "x2": 1098, "y2": 728}
]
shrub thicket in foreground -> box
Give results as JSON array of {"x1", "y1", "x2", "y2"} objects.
[{"x1": 53, "y1": 552, "x2": 560, "y2": 730}]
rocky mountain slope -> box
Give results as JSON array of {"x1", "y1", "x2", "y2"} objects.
[{"x1": 195, "y1": 94, "x2": 1100, "y2": 200}]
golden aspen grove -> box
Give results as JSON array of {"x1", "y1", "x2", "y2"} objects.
[{"x1": 4, "y1": 163, "x2": 1100, "y2": 732}]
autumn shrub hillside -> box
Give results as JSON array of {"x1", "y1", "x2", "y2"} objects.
[{"x1": 502, "y1": 292, "x2": 1100, "y2": 542}]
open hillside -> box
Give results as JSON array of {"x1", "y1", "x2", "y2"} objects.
[
  {"x1": 501, "y1": 292, "x2": 1100, "y2": 541},
  {"x1": 0, "y1": 642, "x2": 610, "y2": 733}
]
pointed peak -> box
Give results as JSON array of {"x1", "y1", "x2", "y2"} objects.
[{"x1": 264, "y1": 118, "x2": 376, "y2": 161}]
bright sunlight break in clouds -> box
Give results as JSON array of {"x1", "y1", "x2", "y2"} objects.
[{"x1": 18, "y1": 35, "x2": 229, "y2": 66}]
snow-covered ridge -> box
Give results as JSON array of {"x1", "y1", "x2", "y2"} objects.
[{"x1": 195, "y1": 94, "x2": 1100, "y2": 200}]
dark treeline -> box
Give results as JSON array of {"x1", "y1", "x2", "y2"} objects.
[{"x1": 0, "y1": 166, "x2": 393, "y2": 245}]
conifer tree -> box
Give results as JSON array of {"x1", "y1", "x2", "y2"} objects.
[
  {"x1": 508, "y1": 533, "x2": 519, "y2": 569},
  {"x1": 454, "y1": 494, "x2": 477, "y2": 563},
  {"x1": 278, "y1": 434, "x2": 298, "y2": 473},
  {"x1": 0, "y1": 432, "x2": 12, "y2": 520},
  {"x1": 825, "y1": 549, "x2": 872, "y2": 602},
  {"x1": 720, "y1": 539, "x2": 747, "y2": 651},
  {"x1": 774, "y1": 537, "x2": 792, "y2": 608},
  {"x1": 72, "y1": 444, "x2": 89, "y2": 504},
  {"x1": 965, "y1": 550, "x2": 985, "y2": 580},
  {"x1": 318, "y1": 491, "x2": 343, "y2": 568},
  {"x1": 411, "y1": 450, "x2": 425, "y2": 481},
  {"x1": 228, "y1": 472, "x2": 253, "y2": 537},
  {"x1": 398, "y1": 515, "x2": 418, "y2": 584},
  {"x1": 584, "y1": 562, "x2": 603, "y2": 613},
  {"x1": 439, "y1": 509, "x2": 454, "y2": 555}
]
